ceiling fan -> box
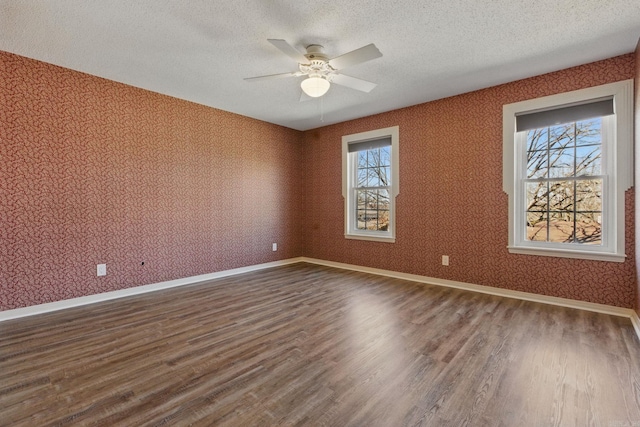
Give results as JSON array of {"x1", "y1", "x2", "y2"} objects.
[{"x1": 245, "y1": 39, "x2": 382, "y2": 99}]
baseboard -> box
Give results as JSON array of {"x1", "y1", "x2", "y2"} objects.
[
  {"x1": 299, "y1": 257, "x2": 640, "y2": 340},
  {"x1": 3, "y1": 256, "x2": 640, "y2": 343},
  {"x1": 0, "y1": 257, "x2": 305, "y2": 322},
  {"x1": 631, "y1": 312, "x2": 640, "y2": 339}
]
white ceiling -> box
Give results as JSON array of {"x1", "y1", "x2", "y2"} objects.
[{"x1": 1, "y1": 1, "x2": 639, "y2": 131}]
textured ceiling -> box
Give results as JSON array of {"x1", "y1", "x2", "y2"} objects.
[{"x1": 1, "y1": 1, "x2": 639, "y2": 131}]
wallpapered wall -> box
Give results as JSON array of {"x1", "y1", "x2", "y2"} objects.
[
  {"x1": 635, "y1": 40, "x2": 640, "y2": 315},
  {"x1": 0, "y1": 51, "x2": 305, "y2": 310},
  {"x1": 1, "y1": 50, "x2": 637, "y2": 311},
  {"x1": 304, "y1": 54, "x2": 636, "y2": 308}
]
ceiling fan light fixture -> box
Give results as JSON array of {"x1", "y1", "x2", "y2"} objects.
[{"x1": 301, "y1": 75, "x2": 330, "y2": 97}]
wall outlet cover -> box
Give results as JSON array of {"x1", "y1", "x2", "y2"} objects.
[{"x1": 97, "y1": 264, "x2": 107, "y2": 276}]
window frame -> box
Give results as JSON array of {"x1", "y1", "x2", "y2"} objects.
[
  {"x1": 342, "y1": 126, "x2": 399, "y2": 243},
  {"x1": 503, "y1": 79, "x2": 633, "y2": 262}
]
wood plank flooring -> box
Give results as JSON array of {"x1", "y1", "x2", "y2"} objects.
[{"x1": 1, "y1": 263, "x2": 640, "y2": 426}]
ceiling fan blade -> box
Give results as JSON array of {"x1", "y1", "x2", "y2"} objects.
[
  {"x1": 329, "y1": 44, "x2": 382, "y2": 70},
  {"x1": 330, "y1": 74, "x2": 377, "y2": 93},
  {"x1": 268, "y1": 39, "x2": 309, "y2": 64},
  {"x1": 244, "y1": 71, "x2": 300, "y2": 82}
]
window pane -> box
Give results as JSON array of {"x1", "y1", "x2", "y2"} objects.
[
  {"x1": 353, "y1": 188, "x2": 392, "y2": 232},
  {"x1": 548, "y1": 149, "x2": 574, "y2": 178},
  {"x1": 378, "y1": 210, "x2": 390, "y2": 231},
  {"x1": 523, "y1": 124, "x2": 603, "y2": 247},
  {"x1": 575, "y1": 212, "x2": 602, "y2": 245},
  {"x1": 378, "y1": 189, "x2": 390, "y2": 206},
  {"x1": 356, "y1": 209, "x2": 367, "y2": 230},
  {"x1": 527, "y1": 128, "x2": 548, "y2": 152},
  {"x1": 526, "y1": 182, "x2": 547, "y2": 211},
  {"x1": 380, "y1": 167, "x2": 390, "y2": 186},
  {"x1": 358, "y1": 151, "x2": 368, "y2": 168},
  {"x1": 361, "y1": 208, "x2": 381, "y2": 231},
  {"x1": 365, "y1": 148, "x2": 380, "y2": 167},
  {"x1": 576, "y1": 118, "x2": 602, "y2": 146},
  {"x1": 365, "y1": 190, "x2": 377, "y2": 209},
  {"x1": 357, "y1": 168, "x2": 367, "y2": 187},
  {"x1": 379, "y1": 147, "x2": 391, "y2": 167},
  {"x1": 575, "y1": 179, "x2": 602, "y2": 212},
  {"x1": 367, "y1": 168, "x2": 380, "y2": 187},
  {"x1": 527, "y1": 149, "x2": 548, "y2": 179},
  {"x1": 522, "y1": 122, "x2": 604, "y2": 247},
  {"x1": 548, "y1": 180, "x2": 573, "y2": 212},
  {"x1": 548, "y1": 212, "x2": 575, "y2": 243},
  {"x1": 527, "y1": 212, "x2": 548, "y2": 241},
  {"x1": 576, "y1": 145, "x2": 601, "y2": 176},
  {"x1": 549, "y1": 124, "x2": 574, "y2": 150},
  {"x1": 364, "y1": 210, "x2": 377, "y2": 230},
  {"x1": 356, "y1": 147, "x2": 393, "y2": 189},
  {"x1": 356, "y1": 190, "x2": 366, "y2": 212}
]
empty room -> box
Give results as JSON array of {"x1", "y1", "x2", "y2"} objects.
[{"x1": 1, "y1": 1, "x2": 640, "y2": 426}]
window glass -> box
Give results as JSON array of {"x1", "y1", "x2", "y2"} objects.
[{"x1": 524, "y1": 119, "x2": 603, "y2": 245}]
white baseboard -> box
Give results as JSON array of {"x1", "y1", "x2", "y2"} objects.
[
  {"x1": 299, "y1": 257, "x2": 640, "y2": 340},
  {"x1": 0, "y1": 257, "x2": 305, "y2": 322},
  {"x1": 2, "y1": 256, "x2": 639, "y2": 342},
  {"x1": 631, "y1": 312, "x2": 640, "y2": 339}
]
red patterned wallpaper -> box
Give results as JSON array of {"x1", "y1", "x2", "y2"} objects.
[
  {"x1": 0, "y1": 51, "x2": 304, "y2": 310},
  {"x1": 635, "y1": 39, "x2": 640, "y2": 315},
  {"x1": 304, "y1": 54, "x2": 637, "y2": 308},
  {"x1": 1, "y1": 50, "x2": 637, "y2": 311}
]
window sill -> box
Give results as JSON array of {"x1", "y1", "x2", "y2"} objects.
[
  {"x1": 345, "y1": 233, "x2": 396, "y2": 243},
  {"x1": 507, "y1": 246, "x2": 626, "y2": 263}
]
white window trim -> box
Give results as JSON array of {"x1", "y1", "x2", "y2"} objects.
[
  {"x1": 503, "y1": 79, "x2": 633, "y2": 262},
  {"x1": 342, "y1": 126, "x2": 399, "y2": 243}
]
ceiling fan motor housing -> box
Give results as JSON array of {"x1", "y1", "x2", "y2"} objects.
[
  {"x1": 304, "y1": 44, "x2": 327, "y2": 59},
  {"x1": 300, "y1": 45, "x2": 334, "y2": 79}
]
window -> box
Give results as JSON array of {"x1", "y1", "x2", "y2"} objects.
[
  {"x1": 343, "y1": 126, "x2": 399, "y2": 242},
  {"x1": 503, "y1": 79, "x2": 633, "y2": 262}
]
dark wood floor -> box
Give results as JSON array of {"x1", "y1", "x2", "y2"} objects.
[{"x1": 1, "y1": 263, "x2": 640, "y2": 426}]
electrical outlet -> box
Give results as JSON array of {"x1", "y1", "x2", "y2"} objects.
[
  {"x1": 442, "y1": 255, "x2": 449, "y2": 266},
  {"x1": 272, "y1": 243, "x2": 277, "y2": 251},
  {"x1": 97, "y1": 264, "x2": 107, "y2": 276}
]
